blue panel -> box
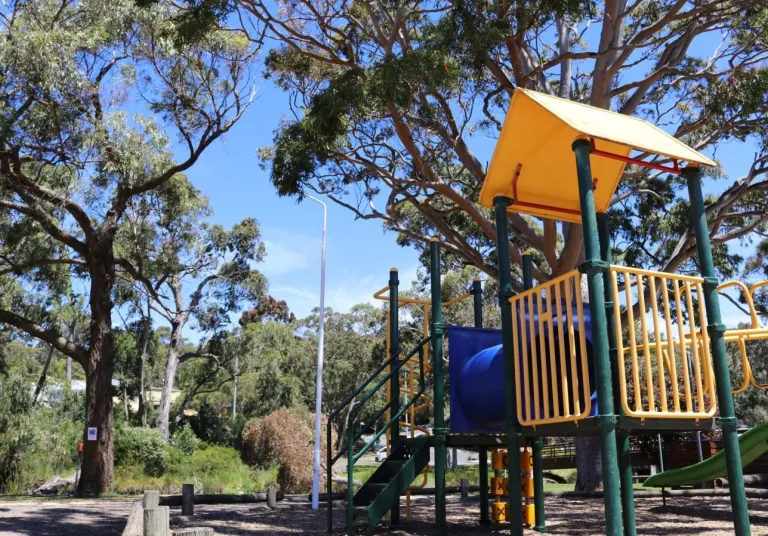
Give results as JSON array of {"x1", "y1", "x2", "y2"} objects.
[
  {"x1": 448, "y1": 327, "x2": 505, "y2": 434},
  {"x1": 448, "y1": 301, "x2": 596, "y2": 434}
]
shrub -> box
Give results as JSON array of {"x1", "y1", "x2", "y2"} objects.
[
  {"x1": 171, "y1": 425, "x2": 200, "y2": 456},
  {"x1": 115, "y1": 427, "x2": 169, "y2": 477},
  {"x1": 13, "y1": 407, "x2": 81, "y2": 492},
  {"x1": 187, "y1": 402, "x2": 245, "y2": 447},
  {"x1": 113, "y1": 443, "x2": 253, "y2": 495},
  {"x1": 192, "y1": 445, "x2": 252, "y2": 493},
  {"x1": 0, "y1": 374, "x2": 35, "y2": 491},
  {"x1": 241, "y1": 408, "x2": 334, "y2": 494}
]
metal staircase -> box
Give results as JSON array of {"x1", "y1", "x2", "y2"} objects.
[
  {"x1": 352, "y1": 437, "x2": 430, "y2": 531},
  {"x1": 326, "y1": 336, "x2": 432, "y2": 534}
]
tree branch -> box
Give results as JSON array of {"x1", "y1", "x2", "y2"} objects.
[{"x1": 0, "y1": 309, "x2": 88, "y2": 366}]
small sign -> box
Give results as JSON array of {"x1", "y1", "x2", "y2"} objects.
[{"x1": 87, "y1": 427, "x2": 98, "y2": 441}]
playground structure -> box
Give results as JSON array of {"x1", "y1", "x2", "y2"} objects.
[{"x1": 326, "y1": 88, "x2": 768, "y2": 536}]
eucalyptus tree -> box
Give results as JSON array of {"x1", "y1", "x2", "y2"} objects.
[
  {"x1": 120, "y1": 176, "x2": 267, "y2": 440},
  {"x1": 0, "y1": 0, "x2": 258, "y2": 492},
  {"x1": 241, "y1": 0, "x2": 768, "y2": 286},
  {"x1": 234, "y1": 0, "x2": 768, "y2": 489}
]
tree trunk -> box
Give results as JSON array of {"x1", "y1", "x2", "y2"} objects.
[
  {"x1": 77, "y1": 328, "x2": 116, "y2": 494},
  {"x1": 77, "y1": 246, "x2": 117, "y2": 495},
  {"x1": 573, "y1": 273, "x2": 603, "y2": 491},
  {"x1": 336, "y1": 397, "x2": 356, "y2": 452},
  {"x1": 33, "y1": 345, "x2": 55, "y2": 403},
  {"x1": 574, "y1": 436, "x2": 603, "y2": 492},
  {"x1": 138, "y1": 296, "x2": 151, "y2": 427},
  {"x1": 156, "y1": 320, "x2": 183, "y2": 441},
  {"x1": 232, "y1": 352, "x2": 238, "y2": 418}
]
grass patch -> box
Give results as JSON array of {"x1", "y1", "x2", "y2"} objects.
[{"x1": 114, "y1": 444, "x2": 256, "y2": 495}]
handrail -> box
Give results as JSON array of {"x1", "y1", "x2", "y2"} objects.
[
  {"x1": 349, "y1": 346, "x2": 426, "y2": 464},
  {"x1": 326, "y1": 335, "x2": 432, "y2": 532},
  {"x1": 346, "y1": 345, "x2": 426, "y2": 532},
  {"x1": 327, "y1": 334, "x2": 431, "y2": 463},
  {"x1": 718, "y1": 280, "x2": 760, "y2": 329},
  {"x1": 328, "y1": 357, "x2": 393, "y2": 422},
  {"x1": 373, "y1": 284, "x2": 474, "y2": 307},
  {"x1": 717, "y1": 279, "x2": 768, "y2": 391}
]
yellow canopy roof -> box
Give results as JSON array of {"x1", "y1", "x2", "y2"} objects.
[{"x1": 479, "y1": 88, "x2": 717, "y2": 223}]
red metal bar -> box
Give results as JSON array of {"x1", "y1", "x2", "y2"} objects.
[
  {"x1": 510, "y1": 162, "x2": 581, "y2": 217},
  {"x1": 512, "y1": 163, "x2": 522, "y2": 201},
  {"x1": 590, "y1": 138, "x2": 682, "y2": 176},
  {"x1": 512, "y1": 200, "x2": 581, "y2": 217}
]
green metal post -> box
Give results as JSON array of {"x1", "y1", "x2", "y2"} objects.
[
  {"x1": 597, "y1": 213, "x2": 636, "y2": 536},
  {"x1": 493, "y1": 197, "x2": 523, "y2": 536},
  {"x1": 685, "y1": 165, "x2": 751, "y2": 535},
  {"x1": 473, "y1": 278, "x2": 490, "y2": 525},
  {"x1": 523, "y1": 254, "x2": 546, "y2": 533},
  {"x1": 389, "y1": 269, "x2": 400, "y2": 525},
  {"x1": 473, "y1": 278, "x2": 484, "y2": 328},
  {"x1": 572, "y1": 139, "x2": 624, "y2": 536},
  {"x1": 430, "y1": 238, "x2": 447, "y2": 535}
]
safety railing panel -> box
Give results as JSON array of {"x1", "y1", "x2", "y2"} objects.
[
  {"x1": 509, "y1": 269, "x2": 593, "y2": 427},
  {"x1": 609, "y1": 266, "x2": 716, "y2": 421}
]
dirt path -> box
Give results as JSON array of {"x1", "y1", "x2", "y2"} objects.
[
  {"x1": 1, "y1": 494, "x2": 767, "y2": 535},
  {"x1": 0, "y1": 498, "x2": 134, "y2": 536},
  {"x1": 184, "y1": 495, "x2": 768, "y2": 535}
]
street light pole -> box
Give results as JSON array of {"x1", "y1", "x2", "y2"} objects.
[{"x1": 307, "y1": 195, "x2": 327, "y2": 510}]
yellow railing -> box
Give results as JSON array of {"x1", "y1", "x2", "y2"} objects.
[
  {"x1": 504, "y1": 266, "x2": 768, "y2": 427},
  {"x1": 509, "y1": 269, "x2": 593, "y2": 427},
  {"x1": 719, "y1": 280, "x2": 768, "y2": 391},
  {"x1": 608, "y1": 266, "x2": 716, "y2": 421}
]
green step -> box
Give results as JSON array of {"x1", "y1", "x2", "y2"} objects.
[{"x1": 351, "y1": 437, "x2": 430, "y2": 531}]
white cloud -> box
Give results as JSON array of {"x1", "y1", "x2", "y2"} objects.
[
  {"x1": 325, "y1": 264, "x2": 420, "y2": 314},
  {"x1": 260, "y1": 227, "x2": 322, "y2": 276},
  {"x1": 271, "y1": 286, "x2": 318, "y2": 301},
  {"x1": 261, "y1": 240, "x2": 309, "y2": 276}
]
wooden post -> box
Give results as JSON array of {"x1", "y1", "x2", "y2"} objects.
[
  {"x1": 143, "y1": 506, "x2": 169, "y2": 536},
  {"x1": 182, "y1": 484, "x2": 195, "y2": 516},
  {"x1": 460, "y1": 479, "x2": 469, "y2": 498},
  {"x1": 121, "y1": 501, "x2": 143, "y2": 536},
  {"x1": 267, "y1": 487, "x2": 277, "y2": 509},
  {"x1": 144, "y1": 490, "x2": 160, "y2": 508}
]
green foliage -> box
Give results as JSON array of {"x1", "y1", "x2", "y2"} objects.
[
  {"x1": 13, "y1": 407, "x2": 82, "y2": 494},
  {"x1": 0, "y1": 374, "x2": 36, "y2": 491},
  {"x1": 186, "y1": 401, "x2": 246, "y2": 447},
  {"x1": 115, "y1": 426, "x2": 170, "y2": 477},
  {"x1": 136, "y1": 0, "x2": 235, "y2": 47},
  {"x1": 171, "y1": 425, "x2": 200, "y2": 455},
  {"x1": 302, "y1": 305, "x2": 387, "y2": 422},
  {"x1": 0, "y1": 0, "x2": 258, "y2": 492},
  {"x1": 730, "y1": 337, "x2": 768, "y2": 426},
  {"x1": 254, "y1": 0, "x2": 768, "y2": 307},
  {"x1": 114, "y1": 442, "x2": 254, "y2": 494},
  {"x1": 0, "y1": 377, "x2": 83, "y2": 494},
  {"x1": 268, "y1": 69, "x2": 365, "y2": 196}
]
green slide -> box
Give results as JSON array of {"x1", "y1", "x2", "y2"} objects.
[{"x1": 643, "y1": 422, "x2": 768, "y2": 487}]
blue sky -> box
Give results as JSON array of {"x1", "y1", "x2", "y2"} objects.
[
  {"x1": 181, "y1": 79, "x2": 422, "y2": 320},
  {"x1": 176, "y1": 33, "x2": 762, "y2": 330}
]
